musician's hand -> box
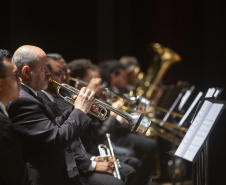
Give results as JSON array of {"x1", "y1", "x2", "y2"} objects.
[
  {"x1": 87, "y1": 78, "x2": 105, "y2": 98},
  {"x1": 94, "y1": 162, "x2": 114, "y2": 175},
  {"x1": 74, "y1": 87, "x2": 95, "y2": 114},
  {"x1": 110, "y1": 100, "x2": 124, "y2": 117},
  {"x1": 94, "y1": 156, "x2": 102, "y2": 162},
  {"x1": 146, "y1": 105, "x2": 155, "y2": 113}
]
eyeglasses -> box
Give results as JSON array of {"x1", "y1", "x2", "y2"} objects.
[
  {"x1": 10, "y1": 71, "x2": 20, "y2": 81},
  {"x1": 0, "y1": 71, "x2": 20, "y2": 81},
  {"x1": 52, "y1": 71, "x2": 64, "y2": 79}
]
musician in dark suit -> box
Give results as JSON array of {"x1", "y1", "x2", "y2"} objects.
[
  {"x1": 0, "y1": 49, "x2": 32, "y2": 185},
  {"x1": 6, "y1": 45, "x2": 96, "y2": 185},
  {"x1": 38, "y1": 56, "x2": 135, "y2": 185},
  {"x1": 99, "y1": 60, "x2": 158, "y2": 185},
  {"x1": 119, "y1": 56, "x2": 140, "y2": 92}
]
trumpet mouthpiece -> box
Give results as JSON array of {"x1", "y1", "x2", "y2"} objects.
[{"x1": 49, "y1": 78, "x2": 60, "y2": 85}]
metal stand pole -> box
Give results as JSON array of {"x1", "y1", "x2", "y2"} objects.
[{"x1": 204, "y1": 138, "x2": 209, "y2": 185}]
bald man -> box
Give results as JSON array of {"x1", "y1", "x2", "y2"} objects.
[{"x1": 7, "y1": 45, "x2": 95, "y2": 185}]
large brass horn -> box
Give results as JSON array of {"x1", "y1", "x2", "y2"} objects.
[
  {"x1": 50, "y1": 79, "x2": 151, "y2": 134},
  {"x1": 145, "y1": 43, "x2": 181, "y2": 100}
]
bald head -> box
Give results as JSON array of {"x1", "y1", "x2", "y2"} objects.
[
  {"x1": 12, "y1": 45, "x2": 50, "y2": 91},
  {"x1": 13, "y1": 45, "x2": 46, "y2": 72},
  {"x1": 14, "y1": 45, "x2": 45, "y2": 55}
]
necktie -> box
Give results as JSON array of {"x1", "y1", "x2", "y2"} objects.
[{"x1": 36, "y1": 94, "x2": 60, "y2": 127}]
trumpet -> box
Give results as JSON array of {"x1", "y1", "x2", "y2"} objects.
[
  {"x1": 98, "y1": 133, "x2": 121, "y2": 179},
  {"x1": 70, "y1": 77, "x2": 151, "y2": 112},
  {"x1": 70, "y1": 77, "x2": 186, "y2": 119},
  {"x1": 70, "y1": 77, "x2": 89, "y2": 87},
  {"x1": 50, "y1": 79, "x2": 151, "y2": 134}
]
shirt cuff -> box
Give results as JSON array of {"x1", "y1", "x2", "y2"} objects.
[
  {"x1": 88, "y1": 160, "x2": 97, "y2": 171},
  {"x1": 116, "y1": 115, "x2": 123, "y2": 123}
]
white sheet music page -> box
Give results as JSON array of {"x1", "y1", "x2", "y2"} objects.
[
  {"x1": 178, "y1": 92, "x2": 203, "y2": 126},
  {"x1": 175, "y1": 100, "x2": 224, "y2": 162}
]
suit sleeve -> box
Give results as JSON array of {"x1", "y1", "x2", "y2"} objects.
[
  {"x1": 70, "y1": 140, "x2": 92, "y2": 173},
  {"x1": 7, "y1": 97, "x2": 92, "y2": 151},
  {"x1": 0, "y1": 118, "x2": 31, "y2": 185}
]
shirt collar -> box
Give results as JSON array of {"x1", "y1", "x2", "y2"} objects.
[
  {"x1": 41, "y1": 90, "x2": 54, "y2": 102},
  {"x1": 0, "y1": 101, "x2": 8, "y2": 117},
  {"x1": 21, "y1": 83, "x2": 38, "y2": 96}
]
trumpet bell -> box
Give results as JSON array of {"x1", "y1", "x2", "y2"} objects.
[{"x1": 129, "y1": 113, "x2": 152, "y2": 133}]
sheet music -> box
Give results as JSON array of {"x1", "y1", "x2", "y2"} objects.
[
  {"x1": 178, "y1": 92, "x2": 203, "y2": 126},
  {"x1": 178, "y1": 85, "x2": 195, "y2": 111},
  {"x1": 205, "y1": 88, "x2": 215, "y2": 98},
  {"x1": 175, "y1": 100, "x2": 224, "y2": 161},
  {"x1": 160, "y1": 93, "x2": 183, "y2": 126},
  {"x1": 214, "y1": 89, "x2": 220, "y2": 98},
  {"x1": 178, "y1": 90, "x2": 191, "y2": 111}
]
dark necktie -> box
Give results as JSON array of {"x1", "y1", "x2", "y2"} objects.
[{"x1": 36, "y1": 94, "x2": 60, "y2": 127}]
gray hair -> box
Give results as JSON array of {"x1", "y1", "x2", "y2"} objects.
[
  {"x1": 119, "y1": 56, "x2": 139, "y2": 73},
  {"x1": 12, "y1": 50, "x2": 37, "y2": 72},
  {"x1": 46, "y1": 53, "x2": 63, "y2": 60}
]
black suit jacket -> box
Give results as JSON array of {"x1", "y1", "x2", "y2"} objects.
[
  {"x1": 0, "y1": 110, "x2": 32, "y2": 185},
  {"x1": 49, "y1": 91, "x2": 135, "y2": 184},
  {"x1": 38, "y1": 91, "x2": 93, "y2": 173},
  {"x1": 37, "y1": 91, "x2": 62, "y2": 118},
  {"x1": 7, "y1": 84, "x2": 92, "y2": 185}
]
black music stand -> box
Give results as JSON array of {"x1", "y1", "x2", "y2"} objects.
[{"x1": 168, "y1": 99, "x2": 225, "y2": 185}]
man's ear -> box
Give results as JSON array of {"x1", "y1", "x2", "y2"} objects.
[{"x1": 21, "y1": 65, "x2": 31, "y2": 79}]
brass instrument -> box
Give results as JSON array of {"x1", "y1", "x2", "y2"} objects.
[
  {"x1": 50, "y1": 79, "x2": 152, "y2": 134},
  {"x1": 135, "y1": 43, "x2": 181, "y2": 100},
  {"x1": 146, "y1": 43, "x2": 181, "y2": 99},
  {"x1": 70, "y1": 77, "x2": 89, "y2": 87},
  {"x1": 145, "y1": 91, "x2": 187, "y2": 145},
  {"x1": 98, "y1": 133, "x2": 121, "y2": 179},
  {"x1": 70, "y1": 77, "x2": 151, "y2": 112},
  {"x1": 147, "y1": 105, "x2": 184, "y2": 118},
  {"x1": 145, "y1": 113, "x2": 187, "y2": 146},
  {"x1": 69, "y1": 77, "x2": 186, "y2": 141},
  {"x1": 70, "y1": 76, "x2": 187, "y2": 120}
]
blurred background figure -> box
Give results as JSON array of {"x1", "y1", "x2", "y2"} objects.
[
  {"x1": 119, "y1": 56, "x2": 140, "y2": 92},
  {"x1": 46, "y1": 53, "x2": 71, "y2": 84}
]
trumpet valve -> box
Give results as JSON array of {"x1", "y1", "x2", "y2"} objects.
[
  {"x1": 116, "y1": 159, "x2": 121, "y2": 168},
  {"x1": 107, "y1": 156, "x2": 116, "y2": 163}
]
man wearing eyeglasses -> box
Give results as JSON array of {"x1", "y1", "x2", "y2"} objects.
[
  {"x1": 38, "y1": 56, "x2": 137, "y2": 185},
  {"x1": 37, "y1": 56, "x2": 64, "y2": 116},
  {"x1": 6, "y1": 45, "x2": 96, "y2": 185},
  {"x1": 0, "y1": 49, "x2": 32, "y2": 185}
]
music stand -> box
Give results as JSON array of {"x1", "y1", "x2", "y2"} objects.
[{"x1": 168, "y1": 98, "x2": 225, "y2": 185}]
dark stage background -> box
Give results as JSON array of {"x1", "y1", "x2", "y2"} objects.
[{"x1": 1, "y1": 0, "x2": 226, "y2": 184}]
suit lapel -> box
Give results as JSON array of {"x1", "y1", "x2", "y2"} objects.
[
  {"x1": 37, "y1": 91, "x2": 62, "y2": 117},
  {"x1": 21, "y1": 84, "x2": 60, "y2": 126}
]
